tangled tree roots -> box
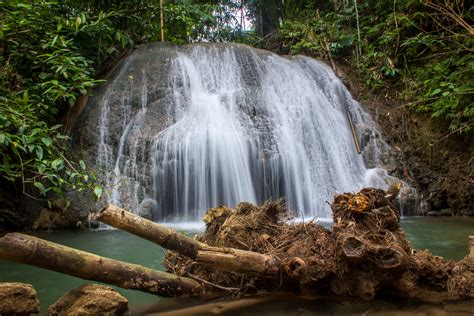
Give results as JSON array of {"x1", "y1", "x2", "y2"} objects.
[
  {"x1": 165, "y1": 188, "x2": 473, "y2": 300},
  {"x1": 448, "y1": 256, "x2": 474, "y2": 298}
]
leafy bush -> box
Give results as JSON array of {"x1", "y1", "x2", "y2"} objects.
[
  {"x1": 273, "y1": 0, "x2": 474, "y2": 133},
  {"x1": 0, "y1": 93, "x2": 97, "y2": 198},
  {"x1": 1, "y1": 1, "x2": 106, "y2": 199}
]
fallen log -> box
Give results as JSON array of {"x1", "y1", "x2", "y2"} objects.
[
  {"x1": 95, "y1": 204, "x2": 282, "y2": 276},
  {"x1": 283, "y1": 257, "x2": 307, "y2": 281},
  {"x1": 341, "y1": 235, "x2": 366, "y2": 261},
  {"x1": 0, "y1": 232, "x2": 202, "y2": 297},
  {"x1": 196, "y1": 246, "x2": 280, "y2": 275}
]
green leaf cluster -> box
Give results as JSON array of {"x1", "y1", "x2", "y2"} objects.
[
  {"x1": 0, "y1": 92, "x2": 97, "y2": 197},
  {"x1": 1, "y1": 1, "x2": 128, "y2": 199},
  {"x1": 1, "y1": 0, "x2": 251, "y2": 202},
  {"x1": 269, "y1": 0, "x2": 473, "y2": 133}
]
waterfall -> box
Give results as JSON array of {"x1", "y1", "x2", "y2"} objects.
[
  {"x1": 152, "y1": 50, "x2": 257, "y2": 220},
  {"x1": 97, "y1": 63, "x2": 150, "y2": 216},
  {"x1": 86, "y1": 43, "x2": 416, "y2": 221}
]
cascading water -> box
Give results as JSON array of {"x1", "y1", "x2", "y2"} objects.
[
  {"x1": 152, "y1": 50, "x2": 257, "y2": 220},
  {"x1": 96, "y1": 62, "x2": 151, "y2": 217},
  {"x1": 82, "y1": 43, "x2": 417, "y2": 222}
]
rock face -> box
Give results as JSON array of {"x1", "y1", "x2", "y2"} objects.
[
  {"x1": 48, "y1": 284, "x2": 129, "y2": 316},
  {"x1": 71, "y1": 42, "x2": 177, "y2": 219},
  {"x1": 0, "y1": 187, "x2": 30, "y2": 231},
  {"x1": 31, "y1": 192, "x2": 101, "y2": 231},
  {"x1": 71, "y1": 42, "x2": 413, "y2": 220},
  {"x1": 0, "y1": 282, "x2": 40, "y2": 315}
]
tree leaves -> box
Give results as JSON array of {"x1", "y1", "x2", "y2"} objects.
[
  {"x1": 94, "y1": 186, "x2": 103, "y2": 199},
  {"x1": 275, "y1": 0, "x2": 473, "y2": 133}
]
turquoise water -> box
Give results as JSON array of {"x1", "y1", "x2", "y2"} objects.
[
  {"x1": 400, "y1": 216, "x2": 474, "y2": 260},
  {"x1": 0, "y1": 217, "x2": 473, "y2": 314}
]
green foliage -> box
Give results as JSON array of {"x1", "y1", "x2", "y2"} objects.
[
  {"x1": 408, "y1": 52, "x2": 474, "y2": 131},
  {"x1": 1, "y1": 1, "x2": 107, "y2": 199},
  {"x1": 271, "y1": 0, "x2": 474, "y2": 133},
  {"x1": 0, "y1": 1, "x2": 160, "y2": 199},
  {"x1": 0, "y1": 92, "x2": 97, "y2": 197},
  {"x1": 1, "y1": 0, "x2": 250, "y2": 201},
  {"x1": 164, "y1": 3, "x2": 220, "y2": 43},
  {"x1": 2, "y1": 0, "x2": 472, "y2": 204},
  {"x1": 279, "y1": 11, "x2": 354, "y2": 57}
]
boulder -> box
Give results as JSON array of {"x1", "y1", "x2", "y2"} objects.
[
  {"x1": 31, "y1": 191, "x2": 104, "y2": 231},
  {"x1": 138, "y1": 198, "x2": 156, "y2": 220},
  {"x1": 32, "y1": 209, "x2": 58, "y2": 231},
  {"x1": 0, "y1": 282, "x2": 40, "y2": 315},
  {"x1": 48, "y1": 284, "x2": 129, "y2": 316},
  {"x1": 419, "y1": 201, "x2": 431, "y2": 215},
  {"x1": 440, "y1": 208, "x2": 453, "y2": 216},
  {"x1": 462, "y1": 209, "x2": 474, "y2": 216}
]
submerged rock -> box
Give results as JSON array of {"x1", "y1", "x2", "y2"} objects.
[
  {"x1": 48, "y1": 284, "x2": 129, "y2": 316},
  {"x1": 0, "y1": 282, "x2": 40, "y2": 315}
]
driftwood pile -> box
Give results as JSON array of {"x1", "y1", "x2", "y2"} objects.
[
  {"x1": 165, "y1": 187, "x2": 472, "y2": 300},
  {"x1": 0, "y1": 187, "x2": 472, "y2": 303}
]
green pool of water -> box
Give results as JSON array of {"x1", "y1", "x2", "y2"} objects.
[
  {"x1": 0, "y1": 217, "x2": 473, "y2": 315},
  {"x1": 401, "y1": 216, "x2": 474, "y2": 261}
]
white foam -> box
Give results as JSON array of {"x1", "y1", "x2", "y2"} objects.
[{"x1": 158, "y1": 221, "x2": 206, "y2": 232}]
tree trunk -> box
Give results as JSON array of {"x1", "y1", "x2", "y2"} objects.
[
  {"x1": 95, "y1": 205, "x2": 282, "y2": 276},
  {"x1": 0, "y1": 233, "x2": 202, "y2": 298},
  {"x1": 160, "y1": 0, "x2": 164, "y2": 42},
  {"x1": 316, "y1": 9, "x2": 339, "y2": 77},
  {"x1": 254, "y1": 1, "x2": 280, "y2": 38},
  {"x1": 353, "y1": 0, "x2": 362, "y2": 62},
  {"x1": 195, "y1": 247, "x2": 280, "y2": 275}
]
